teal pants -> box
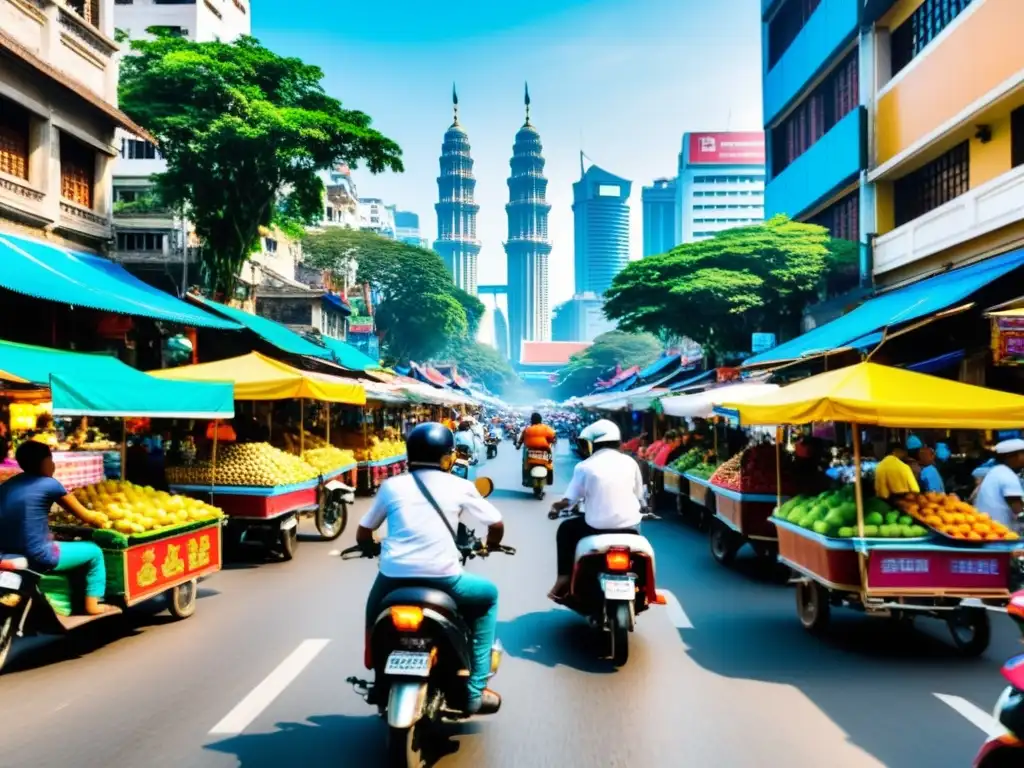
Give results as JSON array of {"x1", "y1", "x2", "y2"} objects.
[
  {"x1": 55, "y1": 542, "x2": 106, "y2": 599},
  {"x1": 366, "y1": 571, "x2": 499, "y2": 704}
]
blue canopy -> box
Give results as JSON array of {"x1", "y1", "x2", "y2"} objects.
[
  {"x1": 0, "y1": 232, "x2": 238, "y2": 330},
  {"x1": 320, "y1": 335, "x2": 381, "y2": 371},
  {"x1": 638, "y1": 353, "x2": 682, "y2": 382},
  {"x1": 190, "y1": 295, "x2": 334, "y2": 360},
  {"x1": 744, "y1": 248, "x2": 1024, "y2": 366}
]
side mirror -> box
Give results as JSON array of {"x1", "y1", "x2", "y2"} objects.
[{"x1": 475, "y1": 476, "x2": 494, "y2": 498}]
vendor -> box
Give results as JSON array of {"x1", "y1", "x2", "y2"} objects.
[
  {"x1": 874, "y1": 442, "x2": 920, "y2": 501},
  {"x1": 909, "y1": 441, "x2": 945, "y2": 494},
  {"x1": 973, "y1": 439, "x2": 1024, "y2": 531},
  {"x1": 0, "y1": 442, "x2": 115, "y2": 615}
]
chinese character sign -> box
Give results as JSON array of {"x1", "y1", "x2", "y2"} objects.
[{"x1": 124, "y1": 523, "x2": 222, "y2": 602}]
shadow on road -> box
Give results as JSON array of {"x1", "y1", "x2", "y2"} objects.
[
  {"x1": 497, "y1": 609, "x2": 616, "y2": 673},
  {"x1": 205, "y1": 713, "x2": 482, "y2": 767}
]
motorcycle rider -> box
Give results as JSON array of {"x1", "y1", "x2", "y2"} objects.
[
  {"x1": 515, "y1": 412, "x2": 557, "y2": 481},
  {"x1": 546, "y1": 419, "x2": 645, "y2": 602},
  {"x1": 355, "y1": 422, "x2": 505, "y2": 715},
  {"x1": 454, "y1": 420, "x2": 479, "y2": 460}
]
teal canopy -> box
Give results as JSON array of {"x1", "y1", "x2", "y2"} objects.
[
  {"x1": 191, "y1": 296, "x2": 335, "y2": 360},
  {"x1": 0, "y1": 339, "x2": 233, "y2": 418},
  {"x1": 320, "y1": 335, "x2": 381, "y2": 371}
]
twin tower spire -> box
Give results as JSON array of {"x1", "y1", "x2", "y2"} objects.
[{"x1": 433, "y1": 83, "x2": 551, "y2": 362}]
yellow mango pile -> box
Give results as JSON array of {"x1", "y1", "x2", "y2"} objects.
[
  {"x1": 896, "y1": 492, "x2": 1019, "y2": 541},
  {"x1": 56, "y1": 480, "x2": 222, "y2": 534}
]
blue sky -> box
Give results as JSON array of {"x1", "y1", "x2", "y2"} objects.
[{"x1": 254, "y1": 0, "x2": 763, "y2": 307}]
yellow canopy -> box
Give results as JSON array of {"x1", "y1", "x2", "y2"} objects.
[
  {"x1": 149, "y1": 352, "x2": 366, "y2": 405},
  {"x1": 717, "y1": 362, "x2": 1024, "y2": 429}
]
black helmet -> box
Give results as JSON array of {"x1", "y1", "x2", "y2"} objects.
[{"x1": 406, "y1": 422, "x2": 455, "y2": 467}]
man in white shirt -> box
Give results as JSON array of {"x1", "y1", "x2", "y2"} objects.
[
  {"x1": 546, "y1": 419, "x2": 645, "y2": 601},
  {"x1": 974, "y1": 439, "x2": 1024, "y2": 530},
  {"x1": 356, "y1": 423, "x2": 505, "y2": 715}
]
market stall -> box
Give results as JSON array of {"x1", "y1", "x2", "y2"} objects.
[
  {"x1": 0, "y1": 344, "x2": 235, "y2": 653},
  {"x1": 151, "y1": 352, "x2": 366, "y2": 558},
  {"x1": 718, "y1": 362, "x2": 1024, "y2": 655}
]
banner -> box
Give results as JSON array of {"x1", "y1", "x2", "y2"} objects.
[
  {"x1": 992, "y1": 317, "x2": 1024, "y2": 365},
  {"x1": 688, "y1": 132, "x2": 765, "y2": 165}
]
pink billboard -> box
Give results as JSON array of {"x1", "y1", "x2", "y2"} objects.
[{"x1": 688, "y1": 132, "x2": 765, "y2": 165}]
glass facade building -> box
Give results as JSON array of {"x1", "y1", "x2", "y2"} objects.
[{"x1": 572, "y1": 163, "x2": 632, "y2": 297}]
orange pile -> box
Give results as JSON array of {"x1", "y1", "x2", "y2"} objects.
[{"x1": 895, "y1": 492, "x2": 1019, "y2": 541}]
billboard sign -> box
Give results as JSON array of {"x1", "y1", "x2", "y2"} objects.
[{"x1": 688, "y1": 132, "x2": 765, "y2": 165}]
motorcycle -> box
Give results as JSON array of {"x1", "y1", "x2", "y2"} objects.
[
  {"x1": 547, "y1": 505, "x2": 664, "y2": 666},
  {"x1": 342, "y1": 476, "x2": 515, "y2": 768},
  {"x1": 521, "y1": 448, "x2": 553, "y2": 500},
  {"x1": 485, "y1": 434, "x2": 500, "y2": 460},
  {"x1": 450, "y1": 446, "x2": 477, "y2": 481},
  {"x1": 974, "y1": 592, "x2": 1024, "y2": 767}
]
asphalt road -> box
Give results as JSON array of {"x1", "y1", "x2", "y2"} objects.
[{"x1": 0, "y1": 444, "x2": 1018, "y2": 767}]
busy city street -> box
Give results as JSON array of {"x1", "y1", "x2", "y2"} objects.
[{"x1": 0, "y1": 443, "x2": 1016, "y2": 767}]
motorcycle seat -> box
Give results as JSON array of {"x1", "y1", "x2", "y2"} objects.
[
  {"x1": 575, "y1": 534, "x2": 655, "y2": 563},
  {"x1": 0, "y1": 556, "x2": 29, "y2": 571},
  {"x1": 380, "y1": 587, "x2": 460, "y2": 619}
]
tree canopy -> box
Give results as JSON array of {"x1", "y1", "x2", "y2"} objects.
[
  {"x1": 446, "y1": 339, "x2": 518, "y2": 395},
  {"x1": 555, "y1": 331, "x2": 663, "y2": 400},
  {"x1": 118, "y1": 33, "x2": 402, "y2": 297},
  {"x1": 604, "y1": 216, "x2": 849, "y2": 361},
  {"x1": 302, "y1": 227, "x2": 479, "y2": 363}
]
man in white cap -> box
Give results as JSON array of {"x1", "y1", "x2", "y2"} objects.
[{"x1": 974, "y1": 439, "x2": 1024, "y2": 530}]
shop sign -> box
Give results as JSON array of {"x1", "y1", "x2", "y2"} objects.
[
  {"x1": 348, "y1": 315, "x2": 374, "y2": 334},
  {"x1": 124, "y1": 524, "x2": 221, "y2": 602},
  {"x1": 716, "y1": 367, "x2": 741, "y2": 383},
  {"x1": 991, "y1": 316, "x2": 1024, "y2": 365},
  {"x1": 869, "y1": 549, "x2": 1008, "y2": 590}
]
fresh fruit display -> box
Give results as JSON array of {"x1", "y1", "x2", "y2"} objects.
[
  {"x1": 302, "y1": 446, "x2": 357, "y2": 474},
  {"x1": 52, "y1": 480, "x2": 222, "y2": 534},
  {"x1": 669, "y1": 447, "x2": 708, "y2": 473},
  {"x1": 710, "y1": 444, "x2": 800, "y2": 495},
  {"x1": 895, "y1": 491, "x2": 1020, "y2": 542},
  {"x1": 332, "y1": 427, "x2": 406, "y2": 462},
  {"x1": 166, "y1": 442, "x2": 319, "y2": 487},
  {"x1": 775, "y1": 486, "x2": 928, "y2": 539},
  {"x1": 687, "y1": 462, "x2": 718, "y2": 480}
]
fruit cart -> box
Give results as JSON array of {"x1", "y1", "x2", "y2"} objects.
[
  {"x1": 708, "y1": 486, "x2": 789, "y2": 565},
  {"x1": 684, "y1": 471, "x2": 715, "y2": 527},
  {"x1": 358, "y1": 454, "x2": 408, "y2": 495},
  {"x1": 151, "y1": 353, "x2": 367, "y2": 558},
  {"x1": 718, "y1": 362, "x2": 1024, "y2": 656}
]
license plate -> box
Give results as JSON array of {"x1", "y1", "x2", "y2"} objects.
[
  {"x1": 528, "y1": 451, "x2": 550, "y2": 461},
  {"x1": 0, "y1": 572, "x2": 22, "y2": 590},
  {"x1": 384, "y1": 651, "x2": 431, "y2": 677},
  {"x1": 601, "y1": 575, "x2": 635, "y2": 600}
]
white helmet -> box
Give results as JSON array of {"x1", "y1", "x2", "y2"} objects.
[{"x1": 579, "y1": 419, "x2": 621, "y2": 446}]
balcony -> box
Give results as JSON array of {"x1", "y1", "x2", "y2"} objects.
[
  {"x1": 763, "y1": 0, "x2": 858, "y2": 125},
  {"x1": 875, "y1": 0, "x2": 1024, "y2": 170},
  {"x1": 1, "y1": 0, "x2": 118, "y2": 105},
  {"x1": 0, "y1": 170, "x2": 48, "y2": 226},
  {"x1": 765, "y1": 107, "x2": 865, "y2": 219},
  {"x1": 873, "y1": 163, "x2": 1024, "y2": 276},
  {"x1": 59, "y1": 199, "x2": 111, "y2": 240}
]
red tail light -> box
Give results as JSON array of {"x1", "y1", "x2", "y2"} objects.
[
  {"x1": 391, "y1": 606, "x2": 425, "y2": 632},
  {"x1": 605, "y1": 547, "x2": 631, "y2": 572}
]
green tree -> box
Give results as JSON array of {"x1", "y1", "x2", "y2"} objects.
[
  {"x1": 118, "y1": 32, "x2": 402, "y2": 297},
  {"x1": 604, "y1": 216, "x2": 834, "y2": 361},
  {"x1": 446, "y1": 340, "x2": 518, "y2": 394},
  {"x1": 303, "y1": 227, "x2": 471, "y2": 363},
  {"x1": 451, "y1": 287, "x2": 486, "y2": 338},
  {"x1": 555, "y1": 331, "x2": 662, "y2": 400}
]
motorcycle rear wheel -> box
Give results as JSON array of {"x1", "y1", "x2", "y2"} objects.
[
  {"x1": 388, "y1": 723, "x2": 426, "y2": 768},
  {"x1": 0, "y1": 615, "x2": 14, "y2": 674},
  {"x1": 609, "y1": 602, "x2": 630, "y2": 667}
]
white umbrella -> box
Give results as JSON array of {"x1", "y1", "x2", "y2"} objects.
[{"x1": 660, "y1": 382, "x2": 780, "y2": 419}]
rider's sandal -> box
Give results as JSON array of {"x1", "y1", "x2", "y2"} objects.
[{"x1": 467, "y1": 689, "x2": 502, "y2": 716}]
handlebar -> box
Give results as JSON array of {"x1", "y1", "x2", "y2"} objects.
[
  {"x1": 338, "y1": 538, "x2": 516, "y2": 563},
  {"x1": 547, "y1": 506, "x2": 660, "y2": 522}
]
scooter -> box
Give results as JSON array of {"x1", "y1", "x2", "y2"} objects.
[
  {"x1": 521, "y1": 448, "x2": 553, "y2": 500},
  {"x1": 342, "y1": 477, "x2": 515, "y2": 768},
  {"x1": 973, "y1": 592, "x2": 1024, "y2": 767},
  {"x1": 547, "y1": 505, "x2": 664, "y2": 667},
  {"x1": 485, "y1": 434, "x2": 500, "y2": 460},
  {"x1": 450, "y1": 446, "x2": 477, "y2": 481}
]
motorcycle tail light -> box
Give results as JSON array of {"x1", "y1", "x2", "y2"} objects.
[
  {"x1": 605, "y1": 548, "x2": 631, "y2": 572},
  {"x1": 391, "y1": 606, "x2": 425, "y2": 632}
]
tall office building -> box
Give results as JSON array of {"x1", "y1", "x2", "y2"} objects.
[
  {"x1": 394, "y1": 211, "x2": 423, "y2": 246},
  {"x1": 676, "y1": 132, "x2": 765, "y2": 244},
  {"x1": 504, "y1": 85, "x2": 552, "y2": 364},
  {"x1": 573, "y1": 158, "x2": 632, "y2": 296},
  {"x1": 434, "y1": 87, "x2": 482, "y2": 294},
  {"x1": 642, "y1": 178, "x2": 677, "y2": 257}
]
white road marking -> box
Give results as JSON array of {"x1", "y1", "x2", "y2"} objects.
[
  {"x1": 210, "y1": 639, "x2": 330, "y2": 735},
  {"x1": 934, "y1": 693, "x2": 1007, "y2": 738},
  {"x1": 659, "y1": 589, "x2": 694, "y2": 629}
]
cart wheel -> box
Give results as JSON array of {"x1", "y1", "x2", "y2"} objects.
[
  {"x1": 0, "y1": 615, "x2": 14, "y2": 673},
  {"x1": 167, "y1": 579, "x2": 198, "y2": 620},
  {"x1": 709, "y1": 520, "x2": 740, "y2": 565},
  {"x1": 796, "y1": 580, "x2": 831, "y2": 634},
  {"x1": 316, "y1": 497, "x2": 348, "y2": 541},
  {"x1": 279, "y1": 524, "x2": 299, "y2": 561},
  {"x1": 947, "y1": 608, "x2": 990, "y2": 657}
]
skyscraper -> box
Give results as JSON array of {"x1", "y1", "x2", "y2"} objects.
[
  {"x1": 504, "y1": 84, "x2": 552, "y2": 364},
  {"x1": 434, "y1": 86, "x2": 481, "y2": 294},
  {"x1": 573, "y1": 158, "x2": 632, "y2": 296},
  {"x1": 642, "y1": 178, "x2": 677, "y2": 257}
]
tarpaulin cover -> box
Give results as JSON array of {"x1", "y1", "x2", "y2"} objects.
[
  {"x1": 0, "y1": 338, "x2": 233, "y2": 417},
  {"x1": 319, "y1": 335, "x2": 381, "y2": 371},
  {"x1": 149, "y1": 352, "x2": 366, "y2": 405},
  {"x1": 0, "y1": 233, "x2": 239, "y2": 330},
  {"x1": 717, "y1": 362, "x2": 1024, "y2": 429},
  {"x1": 190, "y1": 296, "x2": 335, "y2": 360},
  {"x1": 661, "y1": 382, "x2": 779, "y2": 419}
]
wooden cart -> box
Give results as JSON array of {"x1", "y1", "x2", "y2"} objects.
[{"x1": 708, "y1": 486, "x2": 790, "y2": 566}]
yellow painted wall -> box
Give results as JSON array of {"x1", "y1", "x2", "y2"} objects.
[
  {"x1": 876, "y1": 0, "x2": 1024, "y2": 165},
  {"x1": 875, "y1": 182, "x2": 895, "y2": 235},
  {"x1": 880, "y1": 0, "x2": 927, "y2": 32},
  {"x1": 970, "y1": 114, "x2": 1012, "y2": 189}
]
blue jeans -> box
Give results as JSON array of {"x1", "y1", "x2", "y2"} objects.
[
  {"x1": 55, "y1": 542, "x2": 106, "y2": 599},
  {"x1": 366, "y1": 571, "x2": 499, "y2": 703}
]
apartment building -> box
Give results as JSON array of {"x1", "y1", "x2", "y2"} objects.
[{"x1": 0, "y1": 0, "x2": 146, "y2": 252}]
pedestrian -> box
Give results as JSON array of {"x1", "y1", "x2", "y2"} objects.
[{"x1": 973, "y1": 439, "x2": 1024, "y2": 532}]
